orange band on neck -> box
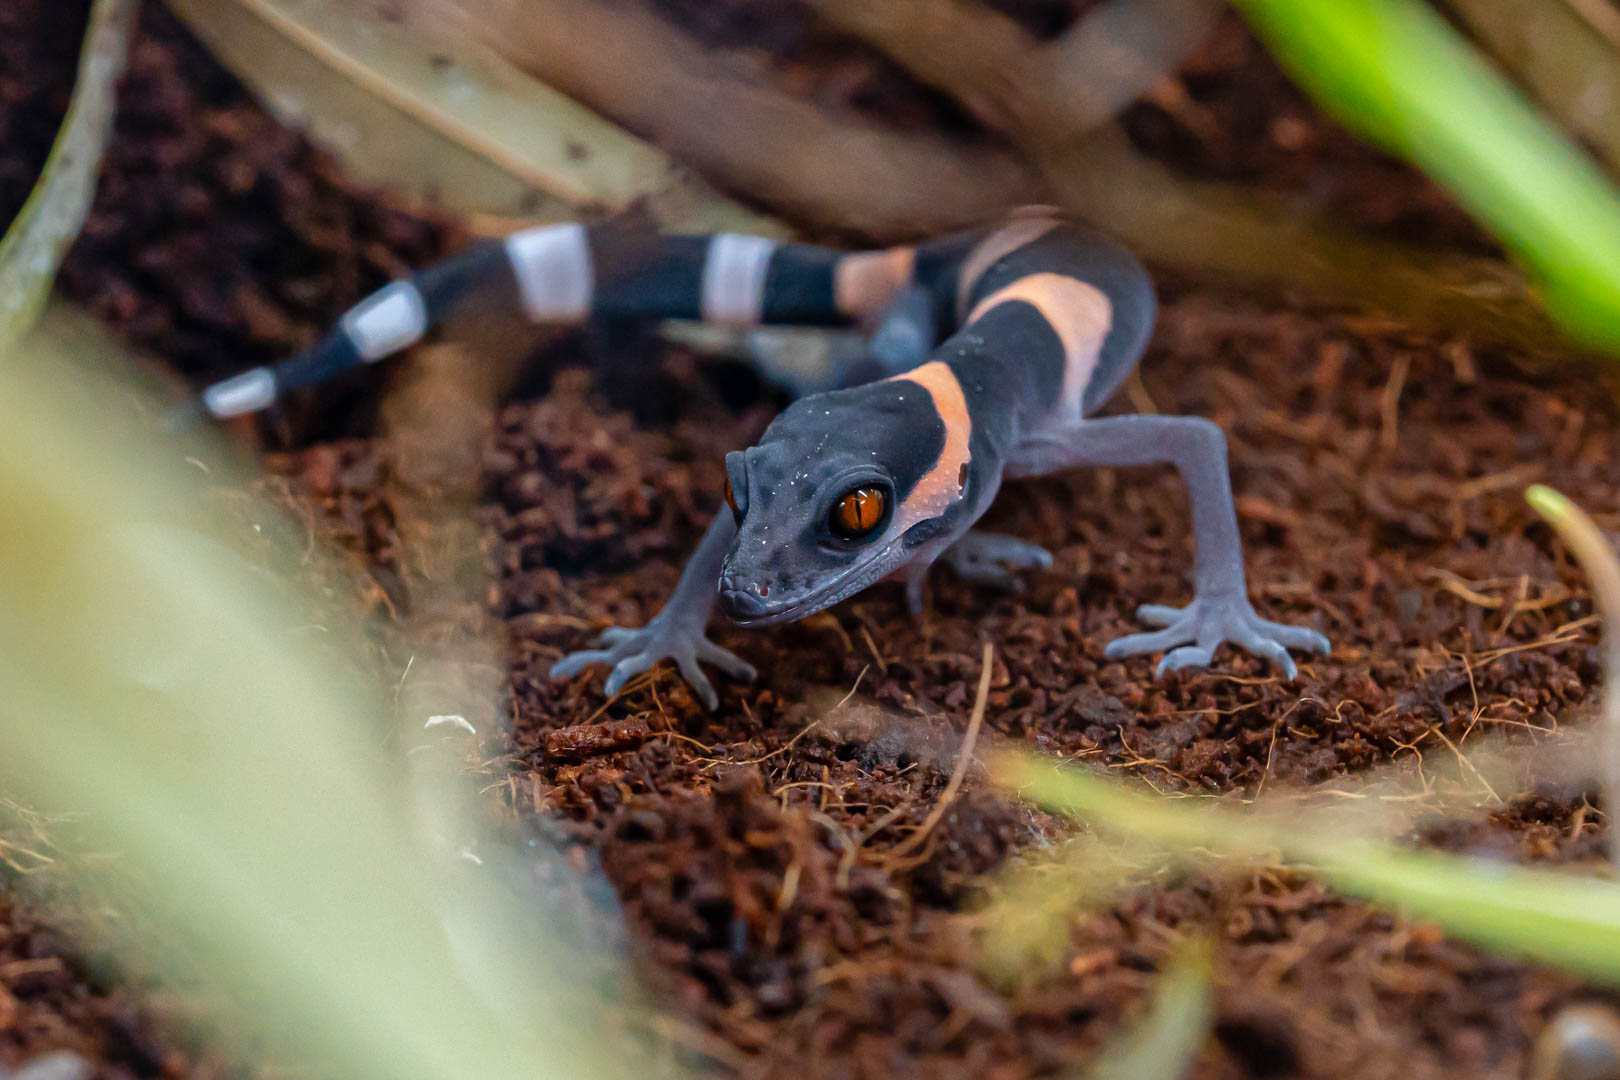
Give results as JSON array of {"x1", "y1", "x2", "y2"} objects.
[{"x1": 888, "y1": 361, "x2": 972, "y2": 527}]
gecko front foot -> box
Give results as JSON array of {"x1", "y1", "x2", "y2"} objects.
[
  {"x1": 550, "y1": 616, "x2": 756, "y2": 710},
  {"x1": 1104, "y1": 593, "x2": 1330, "y2": 680}
]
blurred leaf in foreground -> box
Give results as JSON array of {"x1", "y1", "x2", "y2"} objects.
[
  {"x1": 0, "y1": 1053, "x2": 90, "y2": 1080},
  {"x1": 0, "y1": 306, "x2": 655, "y2": 1080},
  {"x1": 995, "y1": 750, "x2": 1620, "y2": 986}
]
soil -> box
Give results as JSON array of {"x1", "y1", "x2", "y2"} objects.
[{"x1": 3, "y1": 1, "x2": 1619, "y2": 1079}]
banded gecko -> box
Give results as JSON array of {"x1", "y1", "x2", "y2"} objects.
[{"x1": 182, "y1": 209, "x2": 1330, "y2": 708}]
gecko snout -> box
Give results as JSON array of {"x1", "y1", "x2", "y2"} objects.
[{"x1": 718, "y1": 573, "x2": 769, "y2": 617}]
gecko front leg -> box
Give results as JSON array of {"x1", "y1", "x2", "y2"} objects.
[
  {"x1": 549, "y1": 513, "x2": 756, "y2": 709},
  {"x1": 1011, "y1": 413, "x2": 1330, "y2": 678}
]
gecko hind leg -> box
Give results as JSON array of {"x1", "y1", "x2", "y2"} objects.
[
  {"x1": 902, "y1": 530, "x2": 1054, "y2": 617},
  {"x1": 866, "y1": 283, "x2": 940, "y2": 376},
  {"x1": 942, "y1": 531, "x2": 1054, "y2": 590}
]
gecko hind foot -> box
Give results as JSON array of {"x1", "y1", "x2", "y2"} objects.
[
  {"x1": 550, "y1": 617, "x2": 756, "y2": 710},
  {"x1": 1105, "y1": 594, "x2": 1330, "y2": 681},
  {"x1": 942, "y1": 531, "x2": 1054, "y2": 591}
]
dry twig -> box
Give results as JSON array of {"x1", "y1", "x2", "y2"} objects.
[{"x1": 395, "y1": 0, "x2": 1038, "y2": 235}]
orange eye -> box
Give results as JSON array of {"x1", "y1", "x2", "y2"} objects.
[
  {"x1": 830, "y1": 486, "x2": 888, "y2": 540},
  {"x1": 724, "y1": 478, "x2": 741, "y2": 522}
]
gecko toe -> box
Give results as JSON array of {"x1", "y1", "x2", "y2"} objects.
[
  {"x1": 675, "y1": 655, "x2": 719, "y2": 710},
  {"x1": 698, "y1": 639, "x2": 757, "y2": 682},
  {"x1": 1134, "y1": 603, "x2": 1186, "y2": 627},
  {"x1": 1236, "y1": 634, "x2": 1296, "y2": 680},
  {"x1": 1105, "y1": 624, "x2": 1192, "y2": 658},
  {"x1": 1257, "y1": 621, "x2": 1331, "y2": 656},
  {"x1": 604, "y1": 652, "x2": 655, "y2": 698},
  {"x1": 550, "y1": 650, "x2": 609, "y2": 679},
  {"x1": 1156, "y1": 644, "x2": 1215, "y2": 676}
]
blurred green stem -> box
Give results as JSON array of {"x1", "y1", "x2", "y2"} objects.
[
  {"x1": 1441, "y1": 0, "x2": 1620, "y2": 176},
  {"x1": 998, "y1": 751, "x2": 1620, "y2": 985},
  {"x1": 1083, "y1": 938, "x2": 1213, "y2": 1080},
  {"x1": 1526, "y1": 484, "x2": 1620, "y2": 873}
]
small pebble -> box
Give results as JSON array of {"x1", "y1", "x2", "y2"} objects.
[{"x1": 1532, "y1": 1005, "x2": 1620, "y2": 1080}]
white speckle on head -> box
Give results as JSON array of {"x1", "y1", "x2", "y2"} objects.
[
  {"x1": 506, "y1": 222, "x2": 593, "y2": 322},
  {"x1": 701, "y1": 233, "x2": 777, "y2": 324},
  {"x1": 342, "y1": 281, "x2": 428, "y2": 361},
  {"x1": 203, "y1": 366, "x2": 276, "y2": 418}
]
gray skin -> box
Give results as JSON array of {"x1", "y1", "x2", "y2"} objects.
[
  {"x1": 0, "y1": 1054, "x2": 91, "y2": 1080},
  {"x1": 551, "y1": 276, "x2": 1329, "y2": 709}
]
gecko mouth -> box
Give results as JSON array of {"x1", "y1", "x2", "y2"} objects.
[{"x1": 719, "y1": 541, "x2": 904, "y2": 627}]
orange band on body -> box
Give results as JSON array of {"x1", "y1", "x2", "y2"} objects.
[
  {"x1": 887, "y1": 361, "x2": 972, "y2": 527},
  {"x1": 833, "y1": 247, "x2": 917, "y2": 318},
  {"x1": 954, "y1": 215, "x2": 1063, "y2": 318},
  {"x1": 968, "y1": 272, "x2": 1112, "y2": 415}
]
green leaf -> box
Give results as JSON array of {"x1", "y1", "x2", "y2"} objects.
[{"x1": 1231, "y1": 0, "x2": 1620, "y2": 354}]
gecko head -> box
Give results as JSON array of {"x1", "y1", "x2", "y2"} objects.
[{"x1": 717, "y1": 368, "x2": 972, "y2": 626}]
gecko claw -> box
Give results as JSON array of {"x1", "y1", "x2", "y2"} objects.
[
  {"x1": 1106, "y1": 593, "x2": 1329, "y2": 681},
  {"x1": 551, "y1": 617, "x2": 756, "y2": 710}
]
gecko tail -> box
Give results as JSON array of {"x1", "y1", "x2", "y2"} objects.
[
  {"x1": 171, "y1": 234, "x2": 520, "y2": 427},
  {"x1": 172, "y1": 219, "x2": 956, "y2": 427}
]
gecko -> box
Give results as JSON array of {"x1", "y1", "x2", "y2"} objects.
[{"x1": 178, "y1": 209, "x2": 1330, "y2": 708}]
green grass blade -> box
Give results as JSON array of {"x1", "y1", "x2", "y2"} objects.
[
  {"x1": 996, "y1": 751, "x2": 1620, "y2": 985},
  {"x1": 1229, "y1": 0, "x2": 1620, "y2": 353}
]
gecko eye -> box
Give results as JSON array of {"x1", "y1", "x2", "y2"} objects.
[
  {"x1": 724, "y1": 478, "x2": 743, "y2": 523},
  {"x1": 829, "y1": 486, "x2": 889, "y2": 540}
]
